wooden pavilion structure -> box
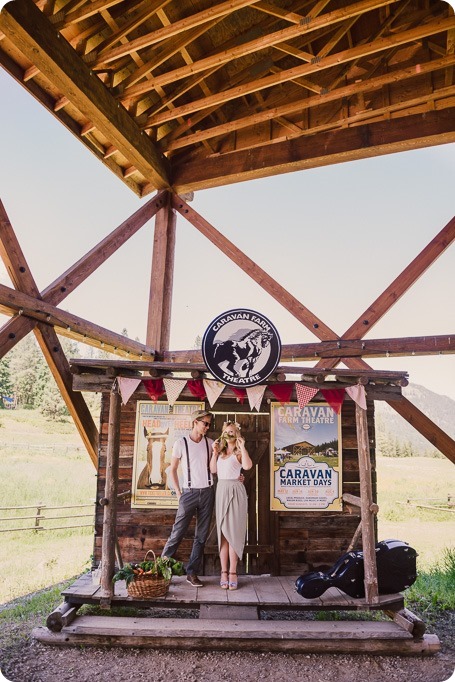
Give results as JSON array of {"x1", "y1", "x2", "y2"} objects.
[{"x1": 1, "y1": 0, "x2": 454, "y2": 655}]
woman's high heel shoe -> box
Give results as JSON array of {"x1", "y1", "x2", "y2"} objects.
[
  {"x1": 228, "y1": 572, "x2": 238, "y2": 590},
  {"x1": 220, "y1": 570, "x2": 229, "y2": 589}
]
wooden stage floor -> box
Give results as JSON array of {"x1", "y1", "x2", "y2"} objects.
[
  {"x1": 32, "y1": 573, "x2": 440, "y2": 655},
  {"x1": 61, "y1": 572, "x2": 405, "y2": 613}
]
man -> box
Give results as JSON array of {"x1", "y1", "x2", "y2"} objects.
[{"x1": 162, "y1": 409, "x2": 215, "y2": 587}]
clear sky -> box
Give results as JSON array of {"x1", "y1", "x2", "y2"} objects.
[{"x1": 0, "y1": 67, "x2": 454, "y2": 399}]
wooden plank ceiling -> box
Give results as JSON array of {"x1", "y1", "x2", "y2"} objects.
[{"x1": 1, "y1": 0, "x2": 454, "y2": 196}]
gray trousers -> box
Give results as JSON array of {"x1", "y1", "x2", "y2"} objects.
[{"x1": 162, "y1": 486, "x2": 215, "y2": 575}]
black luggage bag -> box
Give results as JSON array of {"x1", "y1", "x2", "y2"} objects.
[{"x1": 295, "y1": 539, "x2": 417, "y2": 600}]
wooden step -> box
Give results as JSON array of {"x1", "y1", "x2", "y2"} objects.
[{"x1": 32, "y1": 615, "x2": 441, "y2": 656}]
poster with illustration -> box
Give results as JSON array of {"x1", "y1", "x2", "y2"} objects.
[
  {"x1": 270, "y1": 402, "x2": 342, "y2": 511},
  {"x1": 131, "y1": 401, "x2": 203, "y2": 509}
]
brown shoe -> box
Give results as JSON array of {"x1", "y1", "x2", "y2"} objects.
[{"x1": 186, "y1": 574, "x2": 203, "y2": 587}]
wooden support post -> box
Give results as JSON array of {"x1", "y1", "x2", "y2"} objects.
[
  {"x1": 355, "y1": 403, "x2": 379, "y2": 604},
  {"x1": 99, "y1": 382, "x2": 121, "y2": 606},
  {"x1": 46, "y1": 601, "x2": 80, "y2": 632},
  {"x1": 146, "y1": 192, "x2": 176, "y2": 352}
]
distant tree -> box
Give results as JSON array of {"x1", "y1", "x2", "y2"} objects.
[
  {"x1": 0, "y1": 356, "x2": 13, "y2": 407},
  {"x1": 193, "y1": 335, "x2": 202, "y2": 349},
  {"x1": 40, "y1": 379, "x2": 69, "y2": 421},
  {"x1": 8, "y1": 336, "x2": 45, "y2": 407}
]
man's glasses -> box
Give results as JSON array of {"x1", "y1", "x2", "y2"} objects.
[{"x1": 197, "y1": 420, "x2": 211, "y2": 427}]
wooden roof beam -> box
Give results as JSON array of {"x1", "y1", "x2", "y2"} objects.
[
  {"x1": 171, "y1": 194, "x2": 338, "y2": 341},
  {"x1": 0, "y1": 0, "x2": 171, "y2": 190},
  {"x1": 172, "y1": 108, "x2": 455, "y2": 191},
  {"x1": 116, "y1": 0, "x2": 401, "y2": 101},
  {"x1": 163, "y1": 54, "x2": 455, "y2": 151},
  {"x1": 89, "y1": 0, "x2": 261, "y2": 66},
  {"x1": 83, "y1": 0, "x2": 173, "y2": 58},
  {"x1": 0, "y1": 192, "x2": 166, "y2": 358},
  {"x1": 342, "y1": 216, "x2": 455, "y2": 340},
  {"x1": 146, "y1": 15, "x2": 455, "y2": 127},
  {"x1": 0, "y1": 200, "x2": 99, "y2": 466},
  {"x1": 160, "y1": 334, "x2": 455, "y2": 364},
  {"x1": 342, "y1": 355, "x2": 455, "y2": 462},
  {"x1": 0, "y1": 282, "x2": 155, "y2": 360}
]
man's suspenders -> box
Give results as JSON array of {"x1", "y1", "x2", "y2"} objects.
[{"x1": 183, "y1": 436, "x2": 212, "y2": 488}]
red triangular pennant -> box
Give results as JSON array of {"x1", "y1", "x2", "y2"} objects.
[
  {"x1": 231, "y1": 387, "x2": 247, "y2": 403},
  {"x1": 269, "y1": 383, "x2": 293, "y2": 404},
  {"x1": 187, "y1": 379, "x2": 207, "y2": 400},
  {"x1": 142, "y1": 378, "x2": 165, "y2": 401},
  {"x1": 320, "y1": 388, "x2": 345, "y2": 414}
]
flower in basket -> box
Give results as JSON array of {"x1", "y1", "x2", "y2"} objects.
[{"x1": 112, "y1": 555, "x2": 184, "y2": 586}]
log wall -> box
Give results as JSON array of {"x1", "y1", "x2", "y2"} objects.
[{"x1": 93, "y1": 392, "x2": 376, "y2": 575}]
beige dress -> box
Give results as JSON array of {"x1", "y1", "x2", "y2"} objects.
[{"x1": 215, "y1": 453, "x2": 248, "y2": 560}]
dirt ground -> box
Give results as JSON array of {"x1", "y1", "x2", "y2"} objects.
[{"x1": 1, "y1": 597, "x2": 454, "y2": 682}]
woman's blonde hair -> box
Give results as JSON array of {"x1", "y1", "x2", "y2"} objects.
[{"x1": 217, "y1": 421, "x2": 242, "y2": 454}]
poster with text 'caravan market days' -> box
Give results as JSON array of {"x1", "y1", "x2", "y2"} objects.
[
  {"x1": 131, "y1": 401, "x2": 204, "y2": 509},
  {"x1": 270, "y1": 402, "x2": 342, "y2": 512}
]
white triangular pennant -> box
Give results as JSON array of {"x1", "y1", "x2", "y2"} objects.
[
  {"x1": 203, "y1": 379, "x2": 225, "y2": 407},
  {"x1": 163, "y1": 378, "x2": 186, "y2": 406},
  {"x1": 246, "y1": 385, "x2": 266, "y2": 411},
  {"x1": 346, "y1": 384, "x2": 367, "y2": 410},
  {"x1": 118, "y1": 377, "x2": 141, "y2": 405}
]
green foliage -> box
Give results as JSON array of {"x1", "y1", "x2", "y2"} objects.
[
  {"x1": 0, "y1": 583, "x2": 70, "y2": 623},
  {"x1": 39, "y1": 380, "x2": 69, "y2": 421},
  {"x1": 406, "y1": 548, "x2": 455, "y2": 619},
  {"x1": 113, "y1": 556, "x2": 185, "y2": 585},
  {"x1": 0, "y1": 356, "x2": 13, "y2": 406}
]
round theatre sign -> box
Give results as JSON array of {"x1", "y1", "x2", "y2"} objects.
[{"x1": 202, "y1": 309, "x2": 281, "y2": 387}]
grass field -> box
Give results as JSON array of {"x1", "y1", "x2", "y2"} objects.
[{"x1": 0, "y1": 409, "x2": 454, "y2": 604}]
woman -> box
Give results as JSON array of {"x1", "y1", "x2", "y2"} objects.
[{"x1": 210, "y1": 421, "x2": 253, "y2": 590}]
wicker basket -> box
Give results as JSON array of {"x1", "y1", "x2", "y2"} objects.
[{"x1": 127, "y1": 550, "x2": 171, "y2": 599}]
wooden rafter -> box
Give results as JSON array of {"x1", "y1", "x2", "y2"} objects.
[
  {"x1": 342, "y1": 216, "x2": 455, "y2": 339},
  {"x1": 143, "y1": 15, "x2": 455, "y2": 127},
  {"x1": 0, "y1": 281, "x2": 155, "y2": 360},
  {"x1": 0, "y1": 193, "x2": 165, "y2": 359},
  {"x1": 146, "y1": 192, "x2": 176, "y2": 351},
  {"x1": 160, "y1": 334, "x2": 455, "y2": 364},
  {"x1": 88, "y1": 0, "x2": 261, "y2": 66},
  {"x1": 0, "y1": 201, "x2": 99, "y2": 466},
  {"x1": 162, "y1": 54, "x2": 455, "y2": 151},
  {"x1": 114, "y1": 0, "x2": 400, "y2": 102},
  {"x1": 0, "y1": 0, "x2": 171, "y2": 190},
  {"x1": 172, "y1": 107, "x2": 455, "y2": 192},
  {"x1": 171, "y1": 194, "x2": 338, "y2": 341}
]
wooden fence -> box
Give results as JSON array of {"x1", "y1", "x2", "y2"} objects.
[
  {"x1": 399, "y1": 495, "x2": 454, "y2": 513},
  {"x1": 0, "y1": 503, "x2": 95, "y2": 532}
]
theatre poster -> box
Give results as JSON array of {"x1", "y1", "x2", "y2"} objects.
[
  {"x1": 131, "y1": 401, "x2": 203, "y2": 510},
  {"x1": 270, "y1": 402, "x2": 342, "y2": 512}
]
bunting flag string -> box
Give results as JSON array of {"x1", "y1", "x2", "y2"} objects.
[
  {"x1": 345, "y1": 384, "x2": 367, "y2": 410},
  {"x1": 295, "y1": 384, "x2": 319, "y2": 410},
  {"x1": 163, "y1": 378, "x2": 186, "y2": 406},
  {"x1": 269, "y1": 383, "x2": 293, "y2": 404},
  {"x1": 319, "y1": 388, "x2": 345, "y2": 414},
  {"x1": 246, "y1": 385, "x2": 266, "y2": 411},
  {"x1": 203, "y1": 379, "x2": 225, "y2": 407},
  {"x1": 117, "y1": 377, "x2": 141, "y2": 405},
  {"x1": 119, "y1": 375, "x2": 366, "y2": 412},
  {"x1": 142, "y1": 378, "x2": 165, "y2": 402},
  {"x1": 187, "y1": 379, "x2": 206, "y2": 400},
  {"x1": 231, "y1": 387, "x2": 247, "y2": 403}
]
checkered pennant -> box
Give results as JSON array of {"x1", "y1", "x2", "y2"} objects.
[{"x1": 296, "y1": 384, "x2": 318, "y2": 409}]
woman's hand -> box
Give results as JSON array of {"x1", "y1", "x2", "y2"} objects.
[
  {"x1": 236, "y1": 436, "x2": 246, "y2": 449},
  {"x1": 212, "y1": 440, "x2": 221, "y2": 457}
]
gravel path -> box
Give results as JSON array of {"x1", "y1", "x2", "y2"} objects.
[{"x1": 1, "y1": 605, "x2": 454, "y2": 682}]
